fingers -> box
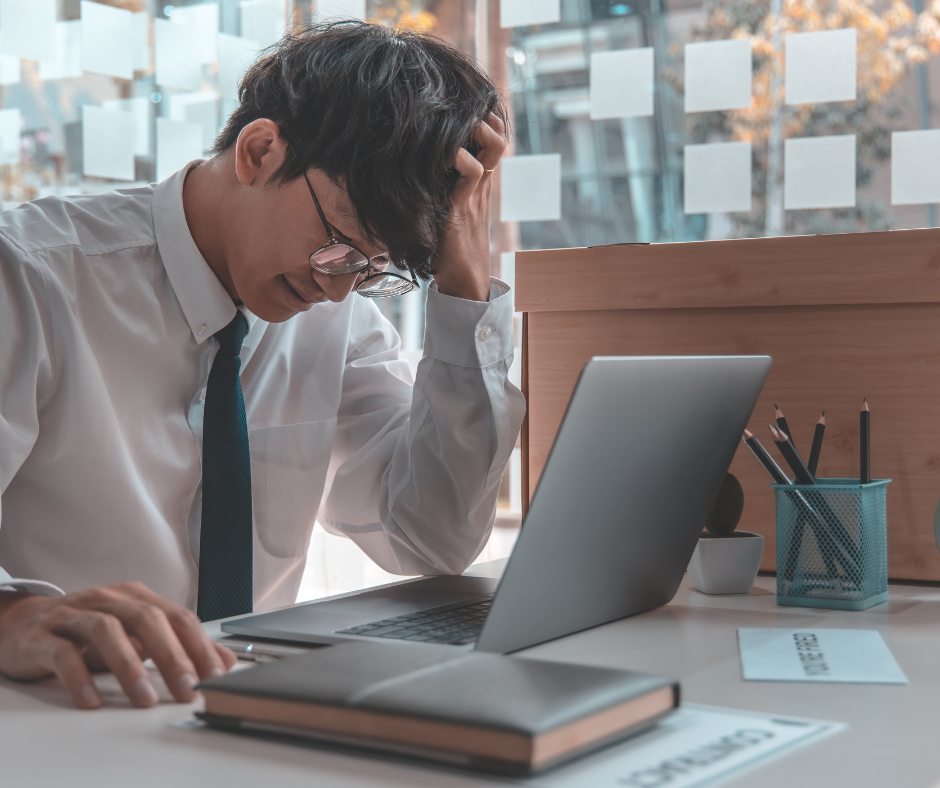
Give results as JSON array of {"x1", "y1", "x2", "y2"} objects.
[
  {"x1": 214, "y1": 642, "x2": 238, "y2": 671},
  {"x1": 116, "y1": 582, "x2": 229, "y2": 683},
  {"x1": 474, "y1": 113, "x2": 507, "y2": 173},
  {"x1": 30, "y1": 631, "x2": 101, "y2": 710},
  {"x1": 451, "y1": 147, "x2": 486, "y2": 204},
  {"x1": 45, "y1": 606, "x2": 160, "y2": 708}
]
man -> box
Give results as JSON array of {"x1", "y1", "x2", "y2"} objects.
[{"x1": 0, "y1": 23, "x2": 524, "y2": 710}]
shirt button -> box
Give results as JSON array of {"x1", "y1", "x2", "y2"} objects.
[
  {"x1": 479, "y1": 326, "x2": 493, "y2": 341},
  {"x1": 197, "y1": 324, "x2": 207, "y2": 336}
]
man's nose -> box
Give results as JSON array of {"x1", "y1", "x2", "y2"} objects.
[{"x1": 311, "y1": 270, "x2": 359, "y2": 302}]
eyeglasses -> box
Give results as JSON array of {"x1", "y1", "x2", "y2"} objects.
[{"x1": 302, "y1": 172, "x2": 419, "y2": 298}]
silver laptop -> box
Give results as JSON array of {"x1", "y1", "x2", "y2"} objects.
[{"x1": 223, "y1": 355, "x2": 771, "y2": 654}]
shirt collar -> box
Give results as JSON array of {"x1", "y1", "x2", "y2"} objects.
[{"x1": 152, "y1": 161, "x2": 259, "y2": 343}]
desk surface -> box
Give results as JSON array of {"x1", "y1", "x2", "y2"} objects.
[{"x1": 4, "y1": 574, "x2": 940, "y2": 788}]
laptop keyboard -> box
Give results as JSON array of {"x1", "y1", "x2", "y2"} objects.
[{"x1": 337, "y1": 595, "x2": 494, "y2": 646}]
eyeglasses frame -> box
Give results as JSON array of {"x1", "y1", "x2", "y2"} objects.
[{"x1": 301, "y1": 171, "x2": 419, "y2": 298}]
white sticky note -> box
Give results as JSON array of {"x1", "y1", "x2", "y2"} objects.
[
  {"x1": 500, "y1": 154, "x2": 561, "y2": 223},
  {"x1": 102, "y1": 97, "x2": 151, "y2": 157},
  {"x1": 171, "y1": 3, "x2": 219, "y2": 65},
  {"x1": 0, "y1": 108, "x2": 21, "y2": 165},
  {"x1": 0, "y1": 0, "x2": 57, "y2": 62},
  {"x1": 891, "y1": 129, "x2": 940, "y2": 205},
  {"x1": 240, "y1": 0, "x2": 288, "y2": 49},
  {"x1": 169, "y1": 91, "x2": 219, "y2": 152},
  {"x1": 786, "y1": 28, "x2": 856, "y2": 106},
  {"x1": 39, "y1": 21, "x2": 82, "y2": 81},
  {"x1": 589, "y1": 49, "x2": 654, "y2": 120},
  {"x1": 317, "y1": 0, "x2": 366, "y2": 20},
  {"x1": 0, "y1": 35, "x2": 20, "y2": 86},
  {"x1": 784, "y1": 134, "x2": 855, "y2": 210},
  {"x1": 81, "y1": 1, "x2": 134, "y2": 80},
  {"x1": 82, "y1": 105, "x2": 136, "y2": 181},
  {"x1": 685, "y1": 39, "x2": 751, "y2": 113},
  {"x1": 738, "y1": 629, "x2": 907, "y2": 684},
  {"x1": 684, "y1": 141, "x2": 751, "y2": 214},
  {"x1": 157, "y1": 117, "x2": 203, "y2": 181},
  {"x1": 155, "y1": 18, "x2": 203, "y2": 92},
  {"x1": 501, "y1": 0, "x2": 559, "y2": 28},
  {"x1": 131, "y1": 13, "x2": 151, "y2": 72},
  {"x1": 219, "y1": 34, "x2": 258, "y2": 101}
]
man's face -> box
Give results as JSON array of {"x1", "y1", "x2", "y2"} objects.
[{"x1": 223, "y1": 128, "x2": 389, "y2": 323}]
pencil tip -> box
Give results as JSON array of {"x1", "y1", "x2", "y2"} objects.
[
  {"x1": 774, "y1": 403, "x2": 778, "y2": 409},
  {"x1": 821, "y1": 410, "x2": 825, "y2": 416},
  {"x1": 743, "y1": 429, "x2": 753, "y2": 439},
  {"x1": 862, "y1": 399, "x2": 870, "y2": 411}
]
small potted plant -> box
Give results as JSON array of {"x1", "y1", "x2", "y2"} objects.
[{"x1": 687, "y1": 473, "x2": 765, "y2": 595}]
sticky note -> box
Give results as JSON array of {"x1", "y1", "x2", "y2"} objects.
[
  {"x1": 39, "y1": 21, "x2": 82, "y2": 81},
  {"x1": 83, "y1": 105, "x2": 136, "y2": 181},
  {"x1": 684, "y1": 141, "x2": 751, "y2": 214},
  {"x1": 102, "y1": 97, "x2": 151, "y2": 157},
  {"x1": 317, "y1": 0, "x2": 367, "y2": 20},
  {"x1": 219, "y1": 34, "x2": 258, "y2": 101},
  {"x1": 0, "y1": 108, "x2": 21, "y2": 165},
  {"x1": 169, "y1": 91, "x2": 219, "y2": 152},
  {"x1": 786, "y1": 28, "x2": 856, "y2": 106},
  {"x1": 131, "y1": 13, "x2": 151, "y2": 72},
  {"x1": 81, "y1": 1, "x2": 134, "y2": 80},
  {"x1": 0, "y1": 34, "x2": 20, "y2": 86},
  {"x1": 0, "y1": 0, "x2": 57, "y2": 63},
  {"x1": 500, "y1": 0, "x2": 560, "y2": 28},
  {"x1": 171, "y1": 3, "x2": 219, "y2": 65},
  {"x1": 685, "y1": 39, "x2": 751, "y2": 113},
  {"x1": 784, "y1": 135, "x2": 856, "y2": 210},
  {"x1": 891, "y1": 129, "x2": 940, "y2": 206},
  {"x1": 501, "y1": 154, "x2": 561, "y2": 223},
  {"x1": 589, "y1": 49, "x2": 654, "y2": 120},
  {"x1": 157, "y1": 117, "x2": 203, "y2": 181},
  {"x1": 240, "y1": 0, "x2": 288, "y2": 49},
  {"x1": 155, "y1": 18, "x2": 203, "y2": 91}
]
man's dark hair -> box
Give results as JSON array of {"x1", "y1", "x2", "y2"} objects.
[{"x1": 213, "y1": 21, "x2": 507, "y2": 279}]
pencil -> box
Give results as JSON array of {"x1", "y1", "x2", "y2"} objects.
[
  {"x1": 769, "y1": 426, "x2": 816, "y2": 485},
  {"x1": 807, "y1": 411, "x2": 825, "y2": 477},
  {"x1": 743, "y1": 430, "x2": 791, "y2": 484},
  {"x1": 775, "y1": 404, "x2": 798, "y2": 454},
  {"x1": 860, "y1": 399, "x2": 871, "y2": 484}
]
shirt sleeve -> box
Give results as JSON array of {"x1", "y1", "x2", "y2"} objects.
[
  {"x1": 318, "y1": 278, "x2": 526, "y2": 576},
  {"x1": 0, "y1": 240, "x2": 65, "y2": 597}
]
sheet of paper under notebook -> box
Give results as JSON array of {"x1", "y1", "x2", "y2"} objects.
[{"x1": 738, "y1": 628, "x2": 907, "y2": 684}]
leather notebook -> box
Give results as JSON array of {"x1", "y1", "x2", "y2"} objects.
[{"x1": 196, "y1": 641, "x2": 679, "y2": 774}]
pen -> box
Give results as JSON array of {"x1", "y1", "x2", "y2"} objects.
[
  {"x1": 807, "y1": 411, "x2": 825, "y2": 477},
  {"x1": 860, "y1": 399, "x2": 871, "y2": 484}
]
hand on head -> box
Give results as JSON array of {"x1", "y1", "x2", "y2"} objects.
[{"x1": 0, "y1": 582, "x2": 236, "y2": 709}]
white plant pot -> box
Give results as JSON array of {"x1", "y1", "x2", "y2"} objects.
[{"x1": 687, "y1": 531, "x2": 764, "y2": 595}]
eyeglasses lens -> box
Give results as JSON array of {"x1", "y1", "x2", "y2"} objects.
[
  {"x1": 356, "y1": 273, "x2": 417, "y2": 298},
  {"x1": 310, "y1": 243, "x2": 369, "y2": 274}
]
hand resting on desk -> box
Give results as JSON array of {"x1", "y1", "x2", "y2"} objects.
[{"x1": 0, "y1": 582, "x2": 236, "y2": 709}]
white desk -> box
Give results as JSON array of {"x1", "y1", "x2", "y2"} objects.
[{"x1": 4, "y1": 573, "x2": 940, "y2": 788}]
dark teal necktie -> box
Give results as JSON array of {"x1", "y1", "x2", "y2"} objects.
[{"x1": 197, "y1": 312, "x2": 253, "y2": 622}]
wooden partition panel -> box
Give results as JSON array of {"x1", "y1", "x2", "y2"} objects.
[{"x1": 517, "y1": 229, "x2": 940, "y2": 581}]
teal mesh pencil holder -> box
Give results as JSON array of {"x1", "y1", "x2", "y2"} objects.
[{"x1": 773, "y1": 478, "x2": 890, "y2": 610}]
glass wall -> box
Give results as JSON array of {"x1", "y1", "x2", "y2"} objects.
[{"x1": 497, "y1": 0, "x2": 940, "y2": 249}]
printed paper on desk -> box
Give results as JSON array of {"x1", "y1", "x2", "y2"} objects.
[
  {"x1": 738, "y1": 628, "x2": 908, "y2": 684},
  {"x1": 520, "y1": 704, "x2": 842, "y2": 788}
]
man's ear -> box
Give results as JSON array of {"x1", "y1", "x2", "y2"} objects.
[{"x1": 234, "y1": 119, "x2": 288, "y2": 187}]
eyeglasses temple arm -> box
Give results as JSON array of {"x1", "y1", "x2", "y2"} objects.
[{"x1": 302, "y1": 171, "x2": 338, "y2": 243}]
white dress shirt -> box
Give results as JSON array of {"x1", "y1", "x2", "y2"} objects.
[{"x1": 0, "y1": 164, "x2": 525, "y2": 612}]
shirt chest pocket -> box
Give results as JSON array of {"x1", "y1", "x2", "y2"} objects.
[{"x1": 248, "y1": 418, "x2": 337, "y2": 558}]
